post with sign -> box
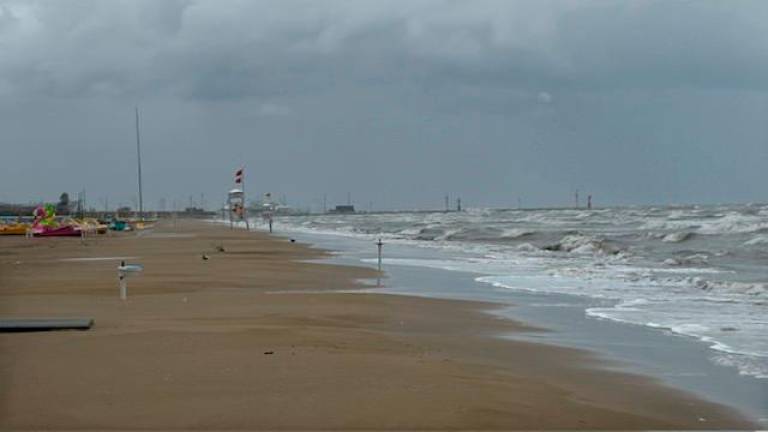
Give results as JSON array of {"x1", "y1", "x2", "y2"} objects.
[
  {"x1": 376, "y1": 238, "x2": 384, "y2": 271},
  {"x1": 263, "y1": 192, "x2": 274, "y2": 233},
  {"x1": 117, "y1": 260, "x2": 143, "y2": 300}
]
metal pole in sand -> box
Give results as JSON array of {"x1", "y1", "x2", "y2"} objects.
[
  {"x1": 376, "y1": 238, "x2": 383, "y2": 271},
  {"x1": 241, "y1": 166, "x2": 250, "y2": 231},
  {"x1": 118, "y1": 261, "x2": 127, "y2": 300},
  {"x1": 135, "y1": 107, "x2": 144, "y2": 221}
]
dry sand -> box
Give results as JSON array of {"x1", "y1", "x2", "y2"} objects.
[{"x1": 0, "y1": 219, "x2": 756, "y2": 430}]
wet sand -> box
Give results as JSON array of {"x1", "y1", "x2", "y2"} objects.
[{"x1": 0, "y1": 220, "x2": 756, "y2": 429}]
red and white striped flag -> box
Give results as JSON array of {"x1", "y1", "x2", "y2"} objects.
[{"x1": 234, "y1": 168, "x2": 243, "y2": 184}]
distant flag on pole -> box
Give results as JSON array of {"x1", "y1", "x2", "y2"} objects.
[{"x1": 234, "y1": 167, "x2": 244, "y2": 184}]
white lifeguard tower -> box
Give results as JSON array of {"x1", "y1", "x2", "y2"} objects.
[{"x1": 227, "y1": 187, "x2": 249, "y2": 230}]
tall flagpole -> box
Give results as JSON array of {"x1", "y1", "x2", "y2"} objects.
[
  {"x1": 135, "y1": 107, "x2": 144, "y2": 221},
  {"x1": 242, "y1": 165, "x2": 249, "y2": 230}
]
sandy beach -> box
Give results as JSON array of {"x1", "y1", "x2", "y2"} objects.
[{"x1": 0, "y1": 220, "x2": 756, "y2": 430}]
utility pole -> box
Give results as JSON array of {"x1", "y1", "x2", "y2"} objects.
[{"x1": 135, "y1": 107, "x2": 144, "y2": 221}]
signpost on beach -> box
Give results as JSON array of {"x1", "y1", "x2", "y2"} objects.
[
  {"x1": 117, "y1": 261, "x2": 143, "y2": 300},
  {"x1": 263, "y1": 192, "x2": 274, "y2": 233},
  {"x1": 376, "y1": 238, "x2": 384, "y2": 271}
]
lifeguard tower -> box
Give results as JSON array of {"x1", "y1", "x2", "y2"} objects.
[
  {"x1": 227, "y1": 188, "x2": 248, "y2": 230},
  {"x1": 227, "y1": 167, "x2": 249, "y2": 230}
]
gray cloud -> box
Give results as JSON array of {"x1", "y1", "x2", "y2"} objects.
[
  {"x1": 1, "y1": 0, "x2": 767, "y2": 208},
  {"x1": 3, "y1": 0, "x2": 767, "y2": 100}
]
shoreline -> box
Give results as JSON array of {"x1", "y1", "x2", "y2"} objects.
[
  {"x1": 0, "y1": 219, "x2": 758, "y2": 429},
  {"x1": 286, "y1": 226, "x2": 768, "y2": 425}
]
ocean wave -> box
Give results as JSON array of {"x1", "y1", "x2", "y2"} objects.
[
  {"x1": 443, "y1": 226, "x2": 504, "y2": 241},
  {"x1": 414, "y1": 226, "x2": 447, "y2": 241},
  {"x1": 698, "y1": 213, "x2": 768, "y2": 235},
  {"x1": 663, "y1": 254, "x2": 709, "y2": 266},
  {"x1": 643, "y1": 212, "x2": 768, "y2": 235},
  {"x1": 514, "y1": 242, "x2": 541, "y2": 253},
  {"x1": 694, "y1": 280, "x2": 767, "y2": 297},
  {"x1": 712, "y1": 353, "x2": 768, "y2": 379},
  {"x1": 543, "y1": 234, "x2": 621, "y2": 255},
  {"x1": 662, "y1": 231, "x2": 695, "y2": 243},
  {"x1": 744, "y1": 235, "x2": 768, "y2": 246},
  {"x1": 585, "y1": 304, "x2": 768, "y2": 379},
  {"x1": 500, "y1": 228, "x2": 534, "y2": 239}
]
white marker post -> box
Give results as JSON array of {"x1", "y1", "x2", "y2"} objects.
[
  {"x1": 376, "y1": 238, "x2": 384, "y2": 271},
  {"x1": 117, "y1": 261, "x2": 143, "y2": 300}
]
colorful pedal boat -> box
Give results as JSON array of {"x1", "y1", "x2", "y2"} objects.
[
  {"x1": 0, "y1": 224, "x2": 29, "y2": 235},
  {"x1": 32, "y1": 225, "x2": 82, "y2": 237}
]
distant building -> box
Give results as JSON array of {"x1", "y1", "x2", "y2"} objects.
[
  {"x1": 0, "y1": 203, "x2": 36, "y2": 217},
  {"x1": 183, "y1": 207, "x2": 212, "y2": 216},
  {"x1": 329, "y1": 205, "x2": 355, "y2": 214}
]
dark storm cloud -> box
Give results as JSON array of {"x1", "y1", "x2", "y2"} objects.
[
  {"x1": 1, "y1": 0, "x2": 767, "y2": 208},
  {"x1": 3, "y1": 0, "x2": 767, "y2": 100}
]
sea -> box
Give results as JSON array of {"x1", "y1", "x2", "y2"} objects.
[{"x1": 260, "y1": 204, "x2": 767, "y2": 381}]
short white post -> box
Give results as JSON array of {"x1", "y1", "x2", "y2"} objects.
[
  {"x1": 119, "y1": 272, "x2": 127, "y2": 300},
  {"x1": 117, "y1": 261, "x2": 143, "y2": 301},
  {"x1": 118, "y1": 260, "x2": 127, "y2": 300},
  {"x1": 376, "y1": 238, "x2": 383, "y2": 271}
]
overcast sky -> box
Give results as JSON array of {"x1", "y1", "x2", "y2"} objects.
[{"x1": 1, "y1": 0, "x2": 767, "y2": 210}]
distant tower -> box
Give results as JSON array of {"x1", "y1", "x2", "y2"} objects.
[
  {"x1": 575, "y1": 190, "x2": 580, "y2": 208},
  {"x1": 457, "y1": 197, "x2": 462, "y2": 212},
  {"x1": 445, "y1": 194, "x2": 450, "y2": 212},
  {"x1": 587, "y1": 195, "x2": 593, "y2": 210}
]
